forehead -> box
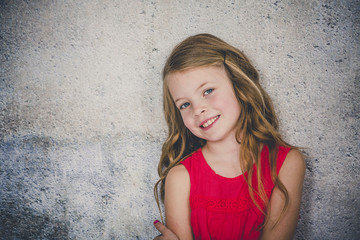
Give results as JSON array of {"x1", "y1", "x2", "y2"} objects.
[{"x1": 166, "y1": 65, "x2": 230, "y2": 100}]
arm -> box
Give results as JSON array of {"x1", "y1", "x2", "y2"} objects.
[
  {"x1": 164, "y1": 165, "x2": 193, "y2": 240},
  {"x1": 261, "y1": 149, "x2": 306, "y2": 240}
]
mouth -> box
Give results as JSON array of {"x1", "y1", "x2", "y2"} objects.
[{"x1": 200, "y1": 115, "x2": 220, "y2": 128}]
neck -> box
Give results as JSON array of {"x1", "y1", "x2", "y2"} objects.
[{"x1": 202, "y1": 136, "x2": 241, "y2": 163}]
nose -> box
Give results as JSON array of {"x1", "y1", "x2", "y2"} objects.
[{"x1": 193, "y1": 101, "x2": 207, "y2": 117}]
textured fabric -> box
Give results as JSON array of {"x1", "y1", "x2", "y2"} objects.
[{"x1": 180, "y1": 145, "x2": 291, "y2": 240}]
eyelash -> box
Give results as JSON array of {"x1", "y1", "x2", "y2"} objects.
[{"x1": 179, "y1": 88, "x2": 214, "y2": 110}]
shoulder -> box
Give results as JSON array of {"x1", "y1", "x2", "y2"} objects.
[
  {"x1": 165, "y1": 164, "x2": 191, "y2": 197},
  {"x1": 279, "y1": 149, "x2": 306, "y2": 182},
  {"x1": 166, "y1": 164, "x2": 190, "y2": 183},
  {"x1": 283, "y1": 149, "x2": 305, "y2": 171},
  {"x1": 165, "y1": 165, "x2": 190, "y2": 206},
  {"x1": 273, "y1": 146, "x2": 300, "y2": 175}
]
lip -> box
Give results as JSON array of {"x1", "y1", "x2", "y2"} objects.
[{"x1": 199, "y1": 115, "x2": 220, "y2": 130}]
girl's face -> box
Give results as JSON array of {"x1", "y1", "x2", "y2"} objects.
[{"x1": 168, "y1": 66, "x2": 241, "y2": 144}]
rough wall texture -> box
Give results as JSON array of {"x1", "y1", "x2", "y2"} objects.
[{"x1": 0, "y1": 0, "x2": 359, "y2": 239}]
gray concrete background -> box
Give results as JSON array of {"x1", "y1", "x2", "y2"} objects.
[{"x1": 0, "y1": 0, "x2": 358, "y2": 239}]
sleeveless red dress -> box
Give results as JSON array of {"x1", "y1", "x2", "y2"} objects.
[{"x1": 180, "y1": 145, "x2": 290, "y2": 240}]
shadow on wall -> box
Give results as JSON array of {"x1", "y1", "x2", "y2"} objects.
[
  {"x1": 0, "y1": 198, "x2": 70, "y2": 239},
  {"x1": 0, "y1": 133, "x2": 161, "y2": 239},
  {"x1": 0, "y1": 136, "x2": 70, "y2": 239}
]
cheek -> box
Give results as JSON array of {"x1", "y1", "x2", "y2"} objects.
[
  {"x1": 180, "y1": 112, "x2": 193, "y2": 129},
  {"x1": 181, "y1": 113, "x2": 200, "y2": 136},
  {"x1": 214, "y1": 93, "x2": 241, "y2": 115},
  {"x1": 210, "y1": 94, "x2": 228, "y2": 109},
  {"x1": 228, "y1": 98, "x2": 241, "y2": 117}
]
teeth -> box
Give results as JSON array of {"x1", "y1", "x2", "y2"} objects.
[{"x1": 202, "y1": 116, "x2": 219, "y2": 128}]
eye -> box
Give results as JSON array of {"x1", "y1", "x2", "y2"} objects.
[
  {"x1": 204, "y1": 88, "x2": 214, "y2": 95},
  {"x1": 180, "y1": 102, "x2": 190, "y2": 109}
]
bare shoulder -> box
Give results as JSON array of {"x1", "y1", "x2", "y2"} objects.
[
  {"x1": 165, "y1": 164, "x2": 190, "y2": 198},
  {"x1": 166, "y1": 164, "x2": 189, "y2": 182},
  {"x1": 278, "y1": 148, "x2": 306, "y2": 189},
  {"x1": 281, "y1": 149, "x2": 306, "y2": 176}
]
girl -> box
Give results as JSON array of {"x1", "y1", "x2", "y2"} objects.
[{"x1": 153, "y1": 34, "x2": 305, "y2": 240}]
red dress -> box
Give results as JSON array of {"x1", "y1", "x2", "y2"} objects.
[{"x1": 180, "y1": 145, "x2": 291, "y2": 240}]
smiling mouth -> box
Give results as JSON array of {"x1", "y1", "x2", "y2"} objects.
[{"x1": 200, "y1": 115, "x2": 220, "y2": 128}]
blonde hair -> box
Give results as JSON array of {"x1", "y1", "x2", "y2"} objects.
[{"x1": 154, "y1": 33, "x2": 294, "y2": 227}]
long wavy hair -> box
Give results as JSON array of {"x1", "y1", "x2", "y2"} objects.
[{"x1": 154, "y1": 33, "x2": 295, "y2": 227}]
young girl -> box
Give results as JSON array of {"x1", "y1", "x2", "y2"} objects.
[{"x1": 153, "y1": 34, "x2": 305, "y2": 240}]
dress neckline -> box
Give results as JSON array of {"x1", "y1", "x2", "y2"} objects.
[
  {"x1": 197, "y1": 146, "x2": 267, "y2": 181},
  {"x1": 197, "y1": 148, "x2": 246, "y2": 181}
]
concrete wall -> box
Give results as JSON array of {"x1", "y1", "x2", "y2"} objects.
[{"x1": 0, "y1": 0, "x2": 358, "y2": 239}]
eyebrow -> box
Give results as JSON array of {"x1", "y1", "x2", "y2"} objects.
[{"x1": 174, "y1": 82, "x2": 208, "y2": 103}]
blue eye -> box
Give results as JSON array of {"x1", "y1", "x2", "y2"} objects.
[
  {"x1": 204, "y1": 89, "x2": 213, "y2": 95},
  {"x1": 180, "y1": 102, "x2": 190, "y2": 109}
]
